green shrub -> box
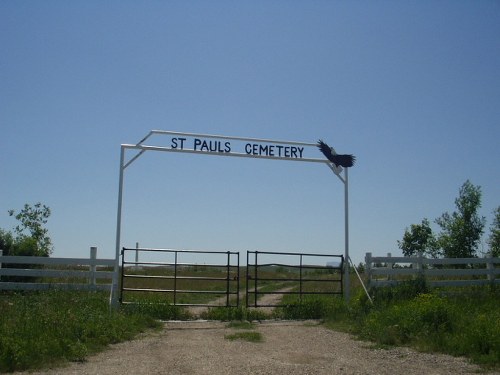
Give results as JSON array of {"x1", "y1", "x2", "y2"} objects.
[
  {"x1": 349, "y1": 286, "x2": 500, "y2": 368},
  {"x1": 0, "y1": 291, "x2": 161, "y2": 372},
  {"x1": 369, "y1": 276, "x2": 429, "y2": 306},
  {"x1": 201, "y1": 306, "x2": 270, "y2": 321},
  {"x1": 121, "y1": 301, "x2": 190, "y2": 320},
  {"x1": 360, "y1": 293, "x2": 453, "y2": 346},
  {"x1": 274, "y1": 295, "x2": 347, "y2": 320},
  {"x1": 442, "y1": 289, "x2": 500, "y2": 366}
]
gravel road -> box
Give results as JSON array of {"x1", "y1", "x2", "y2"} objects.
[{"x1": 19, "y1": 320, "x2": 497, "y2": 375}]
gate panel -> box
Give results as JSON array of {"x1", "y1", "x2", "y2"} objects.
[
  {"x1": 120, "y1": 247, "x2": 239, "y2": 307},
  {"x1": 246, "y1": 251, "x2": 343, "y2": 308}
]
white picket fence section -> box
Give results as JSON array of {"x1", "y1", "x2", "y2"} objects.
[
  {"x1": 365, "y1": 252, "x2": 500, "y2": 288},
  {"x1": 0, "y1": 247, "x2": 115, "y2": 292}
]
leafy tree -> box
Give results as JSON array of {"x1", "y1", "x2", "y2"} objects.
[
  {"x1": 398, "y1": 218, "x2": 439, "y2": 258},
  {"x1": 435, "y1": 180, "x2": 485, "y2": 258},
  {"x1": 488, "y1": 206, "x2": 500, "y2": 257},
  {"x1": 0, "y1": 228, "x2": 15, "y2": 255},
  {"x1": 7, "y1": 202, "x2": 53, "y2": 257}
]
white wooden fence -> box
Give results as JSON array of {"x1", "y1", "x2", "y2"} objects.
[
  {"x1": 0, "y1": 247, "x2": 115, "y2": 292},
  {"x1": 365, "y1": 252, "x2": 500, "y2": 288}
]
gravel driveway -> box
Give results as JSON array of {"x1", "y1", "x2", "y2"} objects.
[{"x1": 20, "y1": 320, "x2": 497, "y2": 375}]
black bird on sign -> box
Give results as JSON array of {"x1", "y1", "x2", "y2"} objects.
[{"x1": 317, "y1": 140, "x2": 356, "y2": 168}]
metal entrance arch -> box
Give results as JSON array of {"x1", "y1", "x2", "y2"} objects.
[{"x1": 110, "y1": 130, "x2": 352, "y2": 307}]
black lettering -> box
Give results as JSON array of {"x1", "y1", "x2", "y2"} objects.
[
  {"x1": 171, "y1": 137, "x2": 186, "y2": 150},
  {"x1": 193, "y1": 138, "x2": 202, "y2": 150},
  {"x1": 179, "y1": 138, "x2": 186, "y2": 149},
  {"x1": 225, "y1": 142, "x2": 231, "y2": 152},
  {"x1": 298, "y1": 147, "x2": 304, "y2": 158},
  {"x1": 209, "y1": 141, "x2": 218, "y2": 152},
  {"x1": 259, "y1": 145, "x2": 268, "y2": 156},
  {"x1": 284, "y1": 146, "x2": 291, "y2": 158},
  {"x1": 268, "y1": 145, "x2": 275, "y2": 157},
  {"x1": 245, "y1": 143, "x2": 252, "y2": 154},
  {"x1": 171, "y1": 138, "x2": 178, "y2": 149},
  {"x1": 290, "y1": 147, "x2": 297, "y2": 158},
  {"x1": 276, "y1": 145, "x2": 284, "y2": 157},
  {"x1": 252, "y1": 143, "x2": 259, "y2": 155},
  {"x1": 200, "y1": 140, "x2": 209, "y2": 152}
]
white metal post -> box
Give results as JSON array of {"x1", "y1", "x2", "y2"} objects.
[
  {"x1": 344, "y1": 166, "x2": 350, "y2": 302},
  {"x1": 135, "y1": 242, "x2": 139, "y2": 264},
  {"x1": 111, "y1": 146, "x2": 125, "y2": 307},
  {"x1": 135, "y1": 242, "x2": 139, "y2": 271}
]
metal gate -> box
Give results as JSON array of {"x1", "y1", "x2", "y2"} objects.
[
  {"x1": 120, "y1": 247, "x2": 240, "y2": 307},
  {"x1": 246, "y1": 251, "x2": 343, "y2": 308}
]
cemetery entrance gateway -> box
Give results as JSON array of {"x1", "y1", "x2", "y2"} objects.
[{"x1": 111, "y1": 130, "x2": 352, "y2": 307}]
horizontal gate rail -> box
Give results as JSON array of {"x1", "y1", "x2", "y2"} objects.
[
  {"x1": 120, "y1": 247, "x2": 239, "y2": 307},
  {"x1": 246, "y1": 251, "x2": 344, "y2": 308}
]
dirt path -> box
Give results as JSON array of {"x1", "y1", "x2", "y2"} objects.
[
  {"x1": 20, "y1": 320, "x2": 496, "y2": 375},
  {"x1": 187, "y1": 286, "x2": 294, "y2": 317}
]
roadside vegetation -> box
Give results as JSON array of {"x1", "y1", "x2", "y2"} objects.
[
  {"x1": 1, "y1": 281, "x2": 498, "y2": 372},
  {"x1": 351, "y1": 283, "x2": 500, "y2": 368},
  {"x1": 0, "y1": 291, "x2": 162, "y2": 372}
]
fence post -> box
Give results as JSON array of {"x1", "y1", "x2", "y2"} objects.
[
  {"x1": 135, "y1": 242, "x2": 139, "y2": 270},
  {"x1": 487, "y1": 252, "x2": 494, "y2": 283},
  {"x1": 90, "y1": 247, "x2": 97, "y2": 290},
  {"x1": 386, "y1": 252, "x2": 392, "y2": 281},
  {"x1": 416, "y1": 251, "x2": 424, "y2": 277},
  {"x1": 365, "y1": 252, "x2": 372, "y2": 288}
]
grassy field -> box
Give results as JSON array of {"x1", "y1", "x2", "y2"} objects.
[
  {"x1": 1, "y1": 269, "x2": 498, "y2": 372},
  {"x1": 0, "y1": 291, "x2": 163, "y2": 372}
]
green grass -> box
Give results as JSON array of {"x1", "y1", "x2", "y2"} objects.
[
  {"x1": 348, "y1": 282, "x2": 499, "y2": 369},
  {"x1": 273, "y1": 293, "x2": 348, "y2": 320},
  {"x1": 119, "y1": 290, "x2": 192, "y2": 320},
  {"x1": 224, "y1": 331, "x2": 263, "y2": 342},
  {"x1": 200, "y1": 306, "x2": 270, "y2": 321},
  {"x1": 0, "y1": 291, "x2": 162, "y2": 372}
]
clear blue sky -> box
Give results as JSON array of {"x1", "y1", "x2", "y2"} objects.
[{"x1": 1, "y1": 1, "x2": 499, "y2": 265}]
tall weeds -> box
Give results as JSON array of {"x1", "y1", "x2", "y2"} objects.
[
  {"x1": 354, "y1": 282, "x2": 500, "y2": 368},
  {"x1": 0, "y1": 291, "x2": 161, "y2": 372}
]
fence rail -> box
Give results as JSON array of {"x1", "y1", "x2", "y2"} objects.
[
  {"x1": 0, "y1": 247, "x2": 114, "y2": 292},
  {"x1": 365, "y1": 252, "x2": 500, "y2": 288}
]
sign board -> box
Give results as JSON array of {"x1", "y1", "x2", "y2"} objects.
[
  {"x1": 129, "y1": 130, "x2": 324, "y2": 164},
  {"x1": 170, "y1": 136, "x2": 305, "y2": 159}
]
